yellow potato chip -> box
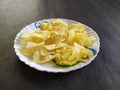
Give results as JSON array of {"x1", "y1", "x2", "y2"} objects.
[
  {"x1": 68, "y1": 30, "x2": 75, "y2": 44},
  {"x1": 33, "y1": 51, "x2": 55, "y2": 63},
  {"x1": 40, "y1": 22, "x2": 48, "y2": 30},
  {"x1": 52, "y1": 19, "x2": 68, "y2": 27},
  {"x1": 69, "y1": 23, "x2": 85, "y2": 32},
  {"x1": 20, "y1": 46, "x2": 33, "y2": 57}
]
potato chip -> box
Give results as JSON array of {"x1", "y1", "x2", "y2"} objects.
[
  {"x1": 52, "y1": 19, "x2": 68, "y2": 27},
  {"x1": 40, "y1": 22, "x2": 48, "y2": 30},
  {"x1": 33, "y1": 51, "x2": 55, "y2": 63},
  {"x1": 68, "y1": 30, "x2": 75, "y2": 44},
  {"x1": 69, "y1": 23, "x2": 85, "y2": 32}
]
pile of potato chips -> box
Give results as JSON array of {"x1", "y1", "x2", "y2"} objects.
[{"x1": 20, "y1": 19, "x2": 96, "y2": 66}]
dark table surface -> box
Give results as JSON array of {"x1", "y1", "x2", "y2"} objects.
[{"x1": 0, "y1": 0, "x2": 120, "y2": 90}]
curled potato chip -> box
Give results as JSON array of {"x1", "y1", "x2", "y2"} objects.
[
  {"x1": 40, "y1": 22, "x2": 48, "y2": 30},
  {"x1": 20, "y1": 46, "x2": 33, "y2": 57},
  {"x1": 26, "y1": 42, "x2": 43, "y2": 49},
  {"x1": 33, "y1": 51, "x2": 55, "y2": 63},
  {"x1": 40, "y1": 22, "x2": 52, "y2": 30},
  {"x1": 69, "y1": 23, "x2": 85, "y2": 32},
  {"x1": 68, "y1": 30, "x2": 75, "y2": 44},
  {"x1": 52, "y1": 19, "x2": 68, "y2": 27},
  {"x1": 20, "y1": 30, "x2": 34, "y2": 44}
]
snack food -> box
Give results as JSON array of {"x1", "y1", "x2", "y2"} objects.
[{"x1": 19, "y1": 19, "x2": 96, "y2": 67}]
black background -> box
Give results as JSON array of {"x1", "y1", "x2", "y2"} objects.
[{"x1": 0, "y1": 0, "x2": 120, "y2": 90}]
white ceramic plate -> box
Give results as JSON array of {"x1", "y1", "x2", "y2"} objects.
[{"x1": 14, "y1": 18, "x2": 100, "y2": 73}]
